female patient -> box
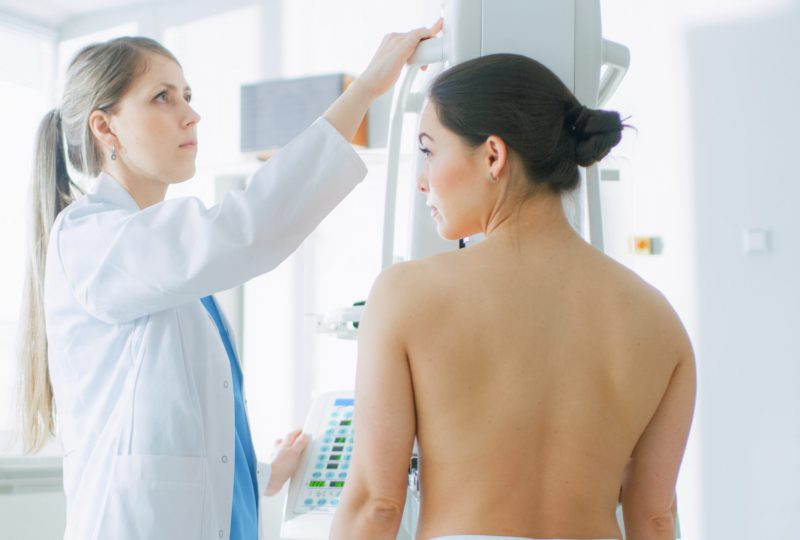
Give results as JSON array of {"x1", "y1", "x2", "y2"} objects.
[{"x1": 331, "y1": 54, "x2": 695, "y2": 540}]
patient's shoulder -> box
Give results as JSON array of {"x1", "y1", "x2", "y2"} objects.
[
  {"x1": 593, "y1": 250, "x2": 692, "y2": 359},
  {"x1": 365, "y1": 253, "x2": 458, "y2": 322},
  {"x1": 369, "y1": 256, "x2": 442, "y2": 303}
]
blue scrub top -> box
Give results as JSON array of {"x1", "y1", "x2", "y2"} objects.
[{"x1": 201, "y1": 296, "x2": 259, "y2": 540}]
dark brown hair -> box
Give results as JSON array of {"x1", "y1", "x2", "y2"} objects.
[{"x1": 429, "y1": 53, "x2": 624, "y2": 194}]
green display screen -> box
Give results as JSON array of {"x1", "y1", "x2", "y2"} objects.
[
  {"x1": 329, "y1": 481, "x2": 345, "y2": 488},
  {"x1": 329, "y1": 455, "x2": 342, "y2": 461},
  {"x1": 308, "y1": 481, "x2": 325, "y2": 488},
  {"x1": 334, "y1": 437, "x2": 346, "y2": 443},
  {"x1": 340, "y1": 420, "x2": 352, "y2": 426}
]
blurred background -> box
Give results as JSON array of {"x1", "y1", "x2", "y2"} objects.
[{"x1": 0, "y1": 0, "x2": 797, "y2": 538}]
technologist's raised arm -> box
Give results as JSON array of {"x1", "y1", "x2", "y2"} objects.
[
  {"x1": 330, "y1": 263, "x2": 417, "y2": 539},
  {"x1": 324, "y1": 19, "x2": 442, "y2": 142},
  {"x1": 54, "y1": 21, "x2": 442, "y2": 325}
]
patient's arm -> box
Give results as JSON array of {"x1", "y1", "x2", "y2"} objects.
[
  {"x1": 621, "y1": 333, "x2": 695, "y2": 540},
  {"x1": 330, "y1": 264, "x2": 416, "y2": 540}
]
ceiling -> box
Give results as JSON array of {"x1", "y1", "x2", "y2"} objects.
[{"x1": 0, "y1": 0, "x2": 154, "y2": 28}]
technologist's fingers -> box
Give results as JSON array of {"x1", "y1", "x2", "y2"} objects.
[
  {"x1": 291, "y1": 433, "x2": 309, "y2": 450},
  {"x1": 274, "y1": 429, "x2": 304, "y2": 450},
  {"x1": 407, "y1": 19, "x2": 443, "y2": 72},
  {"x1": 360, "y1": 18, "x2": 443, "y2": 97}
]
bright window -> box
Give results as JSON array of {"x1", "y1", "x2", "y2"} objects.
[{"x1": 0, "y1": 22, "x2": 55, "y2": 456}]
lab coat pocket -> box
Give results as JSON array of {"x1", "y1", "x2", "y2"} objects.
[{"x1": 98, "y1": 454, "x2": 207, "y2": 540}]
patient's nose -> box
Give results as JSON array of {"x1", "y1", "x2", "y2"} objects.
[{"x1": 417, "y1": 173, "x2": 429, "y2": 193}]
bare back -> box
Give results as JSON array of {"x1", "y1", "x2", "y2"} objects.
[{"x1": 402, "y1": 231, "x2": 693, "y2": 539}]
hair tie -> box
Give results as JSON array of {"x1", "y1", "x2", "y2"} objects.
[{"x1": 565, "y1": 104, "x2": 590, "y2": 135}]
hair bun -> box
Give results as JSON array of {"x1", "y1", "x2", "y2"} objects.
[{"x1": 565, "y1": 105, "x2": 623, "y2": 167}]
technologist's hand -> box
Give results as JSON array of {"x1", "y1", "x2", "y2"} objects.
[
  {"x1": 324, "y1": 18, "x2": 443, "y2": 142},
  {"x1": 265, "y1": 428, "x2": 309, "y2": 496},
  {"x1": 357, "y1": 18, "x2": 444, "y2": 99}
]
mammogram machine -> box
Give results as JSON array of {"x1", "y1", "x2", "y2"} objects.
[{"x1": 281, "y1": 1, "x2": 644, "y2": 538}]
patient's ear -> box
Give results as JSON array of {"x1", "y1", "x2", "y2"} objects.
[{"x1": 485, "y1": 135, "x2": 509, "y2": 182}]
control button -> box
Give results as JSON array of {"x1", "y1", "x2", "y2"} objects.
[
  {"x1": 323, "y1": 437, "x2": 333, "y2": 444},
  {"x1": 328, "y1": 420, "x2": 337, "y2": 427},
  {"x1": 304, "y1": 498, "x2": 314, "y2": 506},
  {"x1": 344, "y1": 455, "x2": 351, "y2": 461},
  {"x1": 325, "y1": 429, "x2": 335, "y2": 435},
  {"x1": 342, "y1": 463, "x2": 350, "y2": 470},
  {"x1": 338, "y1": 472, "x2": 347, "y2": 479},
  {"x1": 317, "y1": 454, "x2": 326, "y2": 461},
  {"x1": 332, "y1": 498, "x2": 340, "y2": 507},
  {"x1": 325, "y1": 472, "x2": 334, "y2": 479},
  {"x1": 345, "y1": 411, "x2": 353, "y2": 419},
  {"x1": 346, "y1": 445, "x2": 353, "y2": 452},
  {"x1": 312, "y1": 472, "x2": 322, "y2": 479},
  {"x1": 317, "y1": 498, "x2": 327, "y2": 506},
  {"x1": 321, "y1": 445, "x2": 330, "y2": 452},
  {"x1": 315, "y1": 463, "x2": 324, "y2": 470},
  {"x1": 337, "y1": 428, "x2": 347, "y2": 435},
  {"x1": 332, "y1": 412, "x2": 340, "y2": 418}
]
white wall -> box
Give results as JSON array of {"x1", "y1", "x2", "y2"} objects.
[
  {"x1": 6, "y1": 0, "x2": 799, "y2": 538},
  {"x1": 601, "y1": 0, "x2": 799, "y2": 538}
]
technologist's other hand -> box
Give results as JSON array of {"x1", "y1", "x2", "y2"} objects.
[
  {"x1": 357, "y1": 18, "x2": 443, "y2": 98},
  {"x1": 265, "y1": 428, "x2": 309, "y2": 496}
]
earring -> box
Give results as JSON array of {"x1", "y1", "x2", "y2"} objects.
[
  {"x1": 111, "y1": 144, "x2": 117, "y2": 161},
  {"x1": 487, "y1": 172, "x2": 496, "y2": 183}
]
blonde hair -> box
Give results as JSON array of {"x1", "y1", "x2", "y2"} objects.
[{"x1": 20, "y1": 37, "x2": 179, "y2": 453}]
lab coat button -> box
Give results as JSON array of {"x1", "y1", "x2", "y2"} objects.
[
  {"x1": 219, "y1": 529, "x2": 224, "y2": 537},
  {"x1": 222, "y1": 455, "x2": 228, "y2": 463},
  {"x1": 223, "y1": 380, "x2": 229, "y2": 389}
]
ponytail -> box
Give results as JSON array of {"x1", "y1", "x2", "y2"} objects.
[
  {"x1": 18, "y1": 36, "x2": 178, "y2": 453},
  {"x1": 19, "y1": 109, "x2": 78, "y2": 453}
]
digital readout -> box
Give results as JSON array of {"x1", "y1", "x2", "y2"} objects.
[
  {"x1": 329, "y1": 481, "x2": 345, "y2": 488},
  {"x1": 308, "y1": 481, "x2": 326, "y2": 488}
]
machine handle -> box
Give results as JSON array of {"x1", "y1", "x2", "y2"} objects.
[
  {"x1": 597, "y1": 39, "x2": 630, "y2": 107},
  {"x1": 408, "y1": 36, "x2": 445, "y2": 66},
  {"x1": 382, "y1": 66, "x2": 421, "y2": 269},
  {"x1": 382, "y1": 36, "x2": 447, "y2": 269}
]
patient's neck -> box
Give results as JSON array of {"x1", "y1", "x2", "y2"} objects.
[{"x1": 484, "y1": 190, "x2": 577, "y2": 246}]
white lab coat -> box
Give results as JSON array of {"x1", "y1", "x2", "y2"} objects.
[{"x1": 44, "y1": 117, "x2": 367, "y2": 540}]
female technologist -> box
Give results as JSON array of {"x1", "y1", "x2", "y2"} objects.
[{"x1": 19, "y1": 20, "x2": 442, "y2": 540}]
